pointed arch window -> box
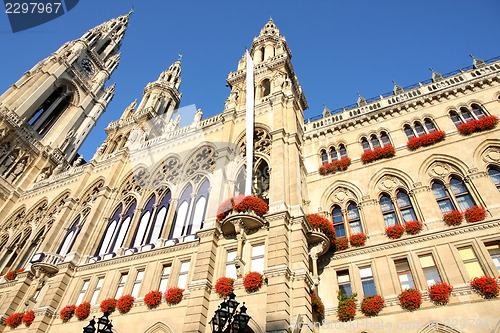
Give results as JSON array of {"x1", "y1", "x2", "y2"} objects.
[
  {"x1": 332, "y1": 206, "x2": 345, "y2": 238},
  {"x1": 380, "y1": 194, "x2": 398, "y2": 227},
  {"x1": 132, "y1": 196, "x2": 156, "y2": 249},
  {"x1": 449, "y1": 177, "x2": 475, "y2": 211},
  {"x1": 449, "y1": 105, "x2": 489, "y2": 127},
  {"x1": 147, "y1": 191, "x2": 171, "y2": 244},
  {"x1": 189, "y1": 179, "x2": 210, "y2": 235},
  {"x1": 58, "y1": 217, "x2": 81, "y2": 256},
  {"x1": 488, "y1": 167, "x2": 500, "y2": 191},
  {"x1": 170, "y1": 185, "x2": 192, "y2": 240},
  {"x1": 396, "y1": 191, "x2": 417, "y2": 222},
  {"x1": 321, "y1": 150, "x2": 328, "y2": 164},
  {"x1": 111, "y1": 201, "x2": 136, "y2": 253},
  {"x1": 380, "y1": 190, "x2": 417, "y2": 227},
  {"x1": 329, "y1": 147, "x2": 338, "y2": 162},
  {"x1": 432, "y1": 182, "x2": 455, "y2": 214},
  {"x1": 432, "y1": 177, "x2": 475, "y2": 214},
  {"x1": 331, "y1": 203, "x2": 363, "y2": 238},
  {"x1": 97, "y1": 205, "x2": 121, "y2": 256},
  {"x1": 18, "y1": 230, "x2": 44, "y2": 269},
  {"x1": 261, "y1": 79, "x2": 271, "y2": 97}
]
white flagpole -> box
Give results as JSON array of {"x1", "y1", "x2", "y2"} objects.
[{"x1": 245, "y1": 50, "x2": 254, "y2": 196}]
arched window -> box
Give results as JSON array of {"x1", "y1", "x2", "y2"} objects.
[
  {"x1": 321, "y1": 150, "x2": 328, "y2": 164},
  {"x1": 450, "y1": 111, "x2": 462, "y2": 127},
  {"x1": 97, "y1": 39, "x2": 111, "y2": 55},
  {"x1": 189, "y1": 179, "x2": 210, "y2": 235},
  {"x1": 380, "y1": 194, "x2": 398, "y2": 227},
  {"x1": 58, "y1": 217, "x2": 81, "y2": 256},
  {"x1": 361, "y1": 138, "x2": 370, "y2": 152},
  {"x1": 404, "y1": 125, "x2": 415, "y2": 140},
  {"x1": 432, "y1": 182, "x2": 455, "y2": 214},
  {"x1": 380, "y1": 132, "x2": 391, "y2": 146},
  {"x1": 414, "y1": 122, "x2": 425, "y2": 136},
  {"x1": 339, "y1": 144, "x2": 348, "y2": 159},
  {"x1": 370, "y1": 135, "x2": 381, "y2": 149},
  {"x1": 460, "y1": 107, "x2": 474, "y2": 122},
  {"x1": 234, "y1": 167, "x2": 246, "y2": 195},
  {"x1": 396, "y1": 191, "x2": 417, "y2": 222},
  {"x1": 329, "y1": 147, "x2": 338, "y2": 162},
  {"x1": 449, "y1": 177, "x2": 475, "y2": 211},
  {"x1": 331, "y1": 203, "x2": 363, "y2": 238},
  {"x1": 147, "y1": 191, "x2": 171, "y2": 244},
  {"x1": 260, "y1": 46, "x2": 265, "y2": 62},
  {"x1": 488, "y1": 167, "x2": 500, "y2": 191},
  {"x1": 253, "y1": 159, "x2": 270, "y2": 202},
  {"x1": 29, "y1": 86, "x2": 74, "y2": 137},
  {"x1": 471, "y1": 104, "x2": 486, "y2": 119},
  {"x1": 347, "y1": 203, "x2": 363, "y2": 234},
  {"x1": 18, "y1": 230, "x2": 44, "y2": 269},
  {"x1": 424, "y1": 119, "x2": 437, "y2": 132},
  {"x1": 332, "y1": 206, "x2": 345, "y2": 238},
  {"x1": 98, "y1": 205, "x2": 121, "y2": 255},
  {"x1": 450, "y1": 105, "x2": 488, "y2": 128},
  {"x1": 132, "y1": 196, "x2": 156, "y2": 249},
  {"x1": 111, "y1": 201, "x2": 136, "y2": 253},
  {"x1": 170, "y1": 185, "x2": 193, "y2": 240},
  {"x1": 380, "y1": 190, "x2": 417, "y2": 227},
  {"x1": 261, "y1": 79, "x2": 271, "y2": 97}
]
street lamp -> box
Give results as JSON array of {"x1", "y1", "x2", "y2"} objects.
[
  {"x1": 210, "y1": 293, "x2": 251, "y2": 333},
  {"x1": 83, "y1": 312, "x2": 113, "y2": 333}
]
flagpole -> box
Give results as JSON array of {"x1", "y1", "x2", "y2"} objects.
[{"x1": 245, "y1": 50, "x2": 254, "y2": 196}]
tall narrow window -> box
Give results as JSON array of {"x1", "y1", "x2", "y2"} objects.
[
  {"x1": 58, "y1": 217, "x2": 81, "y2": 256},
  {"x1": 370, "y1": 135, "x2": 381, "y2": 149},
  {"x1": 251, "y1": 244, "x2": 265, "y2": 273},
  {"x1": 177, "y1": 261, "x2": 190, "y2": 289},
  {"x1": 419, "y1": 255, "x2": 441, "y2": 287},
  {"x1": 471, "y1": 104, "x2": 486, "y2": 119},
  {"x1": 112, "y1": 201, "x2": 136, "y2": 253},
  {"x1": 380, "y1": 194, "x2": 397, "y2": 227},
  {"x1": 321, "y1": 150, "x2": 328, "y2": 164},
  {"x1": 189, "y1": 179, "x2": 210, "y2": 235},
  {"x1": 460, "y1": 107, "x2": 474, "y2": 122},
  {"x1": 261, "y1": 79, "x2": 271, "y2": 97},
  {"x1": 339, "y1": 144, "x2": 348, "y2": 159},
  {"x1": 488, "y1": 168, "x2": 500, "y2": 192},
  {"x1": 432, "y1": 182, "x2": 455, "y2": 214},
  {"x1": 329, "y1": 147, "x2": 338, "y2": 162},
  {"x1": 158, "y1": 265, "x2": 171, "y2": 292},
  {"x1": 395, "y1": 259, "x2": 415, "y2": 290},
  {"x1": 91, "y1": 277, "x2": 104, "y2": 305},
  {"x1": 226, "y1": 250, "x2": 237, "y2": 279},
  {"x1": 132, "y1": 196, "x2": 155, "y2": 248},
  {"x1": 414, "y1": 122, "x2": 425, "y2": 136},
  {"x1": 332, "y1": 206, "x2": 345, "y2": 238},
  {"x1": 337, "y1": 270, "x2": 352, "y2": 297},
  {"x1": 347, "y1": 203, "x2": 363, "y2": 234},
  {"x1": 76, "y1": 280, "x2": 90, "y2": 304},
  {"x1": 148, "y1": 191, "x2": 171, "y2": 244},
  {"x1": 361, "y1": 138, "x2": 370, "y2": 152},
  {"x1": 458, "y1": 247, "x2": 484, "y2": 279},
  {"x1": 131, "y1": 270, "x2": 144, "y2": 298},
  {"x1": 449, "y1": 177, "x2": 475, "y2": 211},
  {"x1": 360, "y1": 266, "x2": 377, "y2": 296},
  {"x1": 380, "y1": 132, "x2": 391, "y2": 146},
  {"x1": 484, "y1": 241, "x2": 500, "y2": 273},
  {"x1": 424, "y1": 119, "x2": 437, "y2": 132},
  {"x1": 450, "y1": 111, "x2": 463, "y2": 127},
  {"x1": 396, "y1": 191, "x2": 417, "y2": 223},
  {"x1": 115, "y1": 273, "x2": 128, "y2": 298},
  {"x1": 170, "y1": 185, "x2": 192, "y2": 240},
  {"x1": 404, "y1": 125, "x2": 415, "y2": 140}
]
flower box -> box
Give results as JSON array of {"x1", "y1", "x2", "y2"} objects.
[
  {"x1": 464, "y1": 206, "x2": 486, "y2": 223},
  {"x1": 215, "y1": 277, "x2": 235, "y2": 297},
  {"x1": 404, "y1": 220, "x2": 423, "y2": 235},
  {"x1": 117, "y1": 294, "x2": 135, "y2": 314},
  {"x1": 385, "y1": 224, "x2": 404, "y2": 239},
  {"x1": 407, "y1": 131, "x2": 446, "y2": 150},
  {"x1": 306, "y1": 213, "x2": 336, "y2": 244},
  {"x1": 144, "y1": 290, "x2": 162, "y2": 309},
  {"x1": 457, "y1": 115, "x2": 498, "y2": 135},
  {"x1": 398, "y1": 288, "x2": 422, "y2": 311},
  {"x1": 361, "y1": 145, "x2": 395, "y2": 164},
  {"x1": 22, "y1": 310, "x2": 35, "y2": 327},
  {"x1": 443, "y1": 210, "x2": 463, "y2": 226},
  {"x1": 75, "y1": 302, "x2": 91, "y2": 320},
  {"x1": 361, "y1": 295, "x2": 384, "y2": 317},
  {"x1": 311, "y1": 290, "x2": 325, "y2": 320},
  {"x1": 60, "y1": 304, "x2": 76, "y2": 322},
  {"x1": 216, "y1": 195, "x2": 269, "y2": 222},
  {"x1": 428, "y1": 282, "x2": 453, "y2": 305},
  {"x1": 349, "y1": 233, "x2": 367, "y2": 247},
  {"x1": 470, "y1": 276, "x2": 499, "y2": 299},
  {"x1": 165, "y1": 287, "x2": 184, "y2": 305},
  {"x1": 6, "y1": 313, "x2": 24, "y2": 329},
  {"x1": 334, "y1": 238, "x2": 349, "y2": 251},
  {"x1": 318, "y1": 157, "x2": 351, "y2": 176},
  {"x1": 4, "y1": 268, "x2": 23, "y2": 281},
  {"x1": 243, "y1": 271, "x2": 264, "y2": 293},
  {"x1": 100, "y1": 298, "x2": 117, "y2": 313},
  {"x1": 337, "y1": 292, "x2": 357, "y2": 322}
]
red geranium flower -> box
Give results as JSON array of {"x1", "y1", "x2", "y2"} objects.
[
  {"x1": 144, "y1": 290, "x2": 163, "y2": 309},
  {"x1": 311, "y1": 290, "x2": 325, "y2": 320},
  {"x1": 361, "y1": 295, "x2": 384, "y2": 317},
  {"x1": 22, "y1": 310, "x2": 35, "y2": 327},
  {"x1": 470, "y1": 276, "x2": 499, "y2": 299},
  {"x1": 216, "y1": 195, "x2": 268, "y2": 222},
  {"x1": 318, "y1": 157, "x2": 351, "y2": 176},
  {"x1": 337, "y1": 292, "x2": 357, "y2": 322},
  {"x1": 165, "y1": 287, "x2": 184, "y2": 305},
  {"x1": 334, "y1": 238, "x2": 349, "y2": 251},
  {"x1": 464, "y1": 206, "x2": 486, "y2": 223},
  {"x1": 457, "y1": 115, "x2": 498, "y2": 135},
  {"x1": 443, "y1": 210, "x2": 463, "y2": 226},
  {"x1": 215, "y1": 277, "x2": 235, "y2": 297},
  {"x1": 60, "y1": 304, "x2": 76, "y2": 323},
  {"x1": 117, "y1": 294, "x2": 135, "y2": 314},
  {"x1": 306, "y1": 213, "x2": 336, "y2": 244},
  {"x1": 404, "y1": 220, "x2": 423, "y2": 235},
  {"x1": 398, "y1": 288, "x2": 422, "y2": 311},
  {"x1": 100, "y1": 298, "x2": 117, "y2": 313},
  {"x1": 407, "y1": 131, "x2": 446, "y2": 150},
  {"x1": 428, "y1": 282, "x2": 453, "y2": 305},
  {"x1": 361, "y1": 145, "x2": 395, "y2": 164},
  {"x1": 6, "y1": 313, "x2": 24, "y2": 329},
  {"x1": 243, "y1": 271, "x2": 264, "y2": 293},
  {"x1": 385, "y1": 224, "x2": 404, "y2": 239},
  {"x1": 349, "y1": 233, "x2": 367, "y2": 247},
  {"x1": 75, "y1": 302, "x2": 91, "y2": 320}
]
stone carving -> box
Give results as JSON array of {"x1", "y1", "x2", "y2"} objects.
[
  {"x1": 36, "y1": 168, "x2": 51, "y2": 182},
  {"x1": 428, "y1": 162, "x2": 457, "y2": 181},
  {"x1": 7, "y1": 159, "x2": 26, "y2": 182},
  {"x1": 239, "y1": 128, "x2": 272, "y2": 157},
  {"x1": 184, "y1": 146, "x2": 215, "y2": 178},
  {"x1": 166, "y1": 114, "x2": 181, "y2": 132},
  {"x1": 52, "y1": 163, "x2": 65, "y2": 176},
  {"x1": 72, "y1": 155, "x2": 84, "y2": 167},
  {"x1": 0, "y1": 153, "x2": 16, "y2": 175},
  {"x1": 192, "y1": 108, "x2": 203, "y2": 127},
  {"x1": 272, "y1": 73, "x2": 285, "y2": 89},
  {"x1": 482, "y1": 147, "x2": 500, "y2": 163},
  {"x1": 0, "y1": 143, "x2": 9, "y2": 158}
]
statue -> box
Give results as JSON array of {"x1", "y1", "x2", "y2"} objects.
[
  {"x1": 52, "y1": 163, "x2": 65, "y2": 176},
  {"x1": 72, "y1": 155, "x2": 84, "y2": 167},
  {"x1": 192, "y1": 108, "x2": 203, "y2": 128},
  {"x1": 0, "y1": 144, "x2": 9, "y2": 159},
  {"x1": 0, "y1": 154, "x2": 15, "y2": 175},
  {"x1": 36, "y1": 168, "x2": 50, "y2": 182},
  {"x1": 8, "y1": 160, "x2": 26, "y2": 182}
]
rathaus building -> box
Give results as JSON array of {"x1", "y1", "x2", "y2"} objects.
[{"x1": 0, "y1": 11, "x2": 499, "y2": 333}]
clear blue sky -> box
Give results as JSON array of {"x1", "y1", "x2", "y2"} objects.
[{"x1": 1, "y1": 0, "x2": 499, "y2": 160}]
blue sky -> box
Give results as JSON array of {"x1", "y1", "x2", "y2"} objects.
[{"x1": 1, "y1": 0, "x2": 499, "y2": 160}]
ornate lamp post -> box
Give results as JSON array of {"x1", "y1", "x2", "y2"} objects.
[
  {"x1": 210, "y1": 293, "x2": 251, "y2": 333},
  {"x1": 83, "y1": 312, "x2": 113, "y2": 333}
]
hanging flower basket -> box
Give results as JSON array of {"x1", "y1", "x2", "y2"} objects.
[
  {"x1": 5, "y1": 313, "x2": 24, "y2": 329},
  {"x1": 243, "y1": 271, "x2": 264, "y2": 293},
  {"x1": 470, "y1": 276, "x2": 499, "y2": 299},
  {"x1": 216, "y1": 195, "x2": 269, "y2": 222},
  {"x1": 215, "y1": 277, "x2": 235, "y2": 297},
  {"x1": 361, "y1": 145, "x2": 395, "y2": 164},
  {"x1": 60, "y1": 304, "x2": 76, "y2": 323},
  {"x1": 361, "y1": 295, "x2": 384, "y2": 317},
  {"x1": 443, "y1": 210, "x2": 463, "y2": 226},
  {"x1": 464, "y1": 206, "x2": 486, "y2": 223},
  {"x1": 385, "y1": 224, "x2": 404, "y2": 239},
  {"x1": 117, "y1": 294, "x2": 135, "y2": 314},
  {"x1": 428, "y1": 282, "x2": 453, "y2": 305},
  {"x1": 334, "y1": 238, "x2": 349, "y2": 251},
  {"x1": 404, "y1": 220, "x2": 423, "y2": 235},
  {"x1": 306, "y1": 214, "x2": 336, "y2": 244},
  {"x1": 457, "y1": 115, "x2": 498, "y2": 135},
  {"x1": 144, "y1": 290, "x2": 163, "y2": 309},
  {"x1": 100, "y1": 298, "x2": 117, "y2": 313},
  {"x1": 75, "y1": 302, "x2": 91, "y2": 320},
  {"x1": 165, "y1": 287, "x2": 184, "y2": 305},
  {"x1": 318, "y1": 157, "x2": 351, "y2": 176},
  {"x1": 337, "y1": 292, "x2": 357, "y2": 322},
  {"x1": 4, "y1": 269, "x2": 23, "y2": 281},
  {"x1": 398, "y1": 288, "x2": 422, "y2": 311},
  {"x1": 407, "y1": 131, "x2": 446, "y2": 150},
  {"x1": 349, "y1": 233, "x2": 367, "y2": 247},
  {"x1": 22, "y1": 310, "x2": 35, "y2": 327},
  {"x1": 311, "y1": 290, "x2": 325, "y2": 321}
]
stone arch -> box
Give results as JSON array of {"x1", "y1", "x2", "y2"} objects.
[
  {"x1": 321, "y1": 180, "x2": 364, "y2": 212},
  {"x1": 1, "y1": 206, "x2": 26, "y2": 231},
  {"x1": 418, "y1": 321, "x2": 464, "y2": 333},
  {"x1": 472, "y1": 139, "x2": 500, "y2": 171},
  {"x1": 418, "y1": 154, "x2": 470, "y2": 185},
  {"x1": 149, "y1": 153, "x2": 182, "y2": 187},
  {"x1": 181, "y1": 143, "x2": 216, "y2": 180},
  {"x1": 246, "y1": 317, "x2": 265, "y2": 333},
  {"x1": 143, "y1": 321, "x2": 174, "y2": 333},
  {"x1": 368, "y1": 167, "x2": 415, "y2": 199}
]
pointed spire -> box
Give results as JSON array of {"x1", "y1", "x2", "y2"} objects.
[
  {"x1": 469, "y1": 53, "x2": 486, "y2": 69},
  {"x1": 357, "y1": 92, "x2": 367, "y2": 107},
  {"x1": 429, "y1": 67, "x2": 443, "y2": 82},
  {"x1": 259, "y1": 17, "x2": 280, "y2": 36},
  {"x1": 392, "y1": 80, "x2": 404, "y2": 95},
  {"x1": 322, "y1": 103, "x2": 331, "y2": 117},
  {"x1": 127, "y1": 6, "x2": 134, "y2": 17},
  {"x1": 120, "y1": 99, "x2": 137, "y2": 119}
]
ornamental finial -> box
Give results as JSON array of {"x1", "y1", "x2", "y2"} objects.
[
  {"x1": 178, "y1": 54, "x2": 183, "y2": 63},
  {"x1": 128, "y1": 6, "x2": 134, "y2": 17}
]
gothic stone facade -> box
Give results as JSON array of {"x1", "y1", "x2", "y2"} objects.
[{"x1": 0, "y1": 14, "x2": 499, "y2": 333}]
